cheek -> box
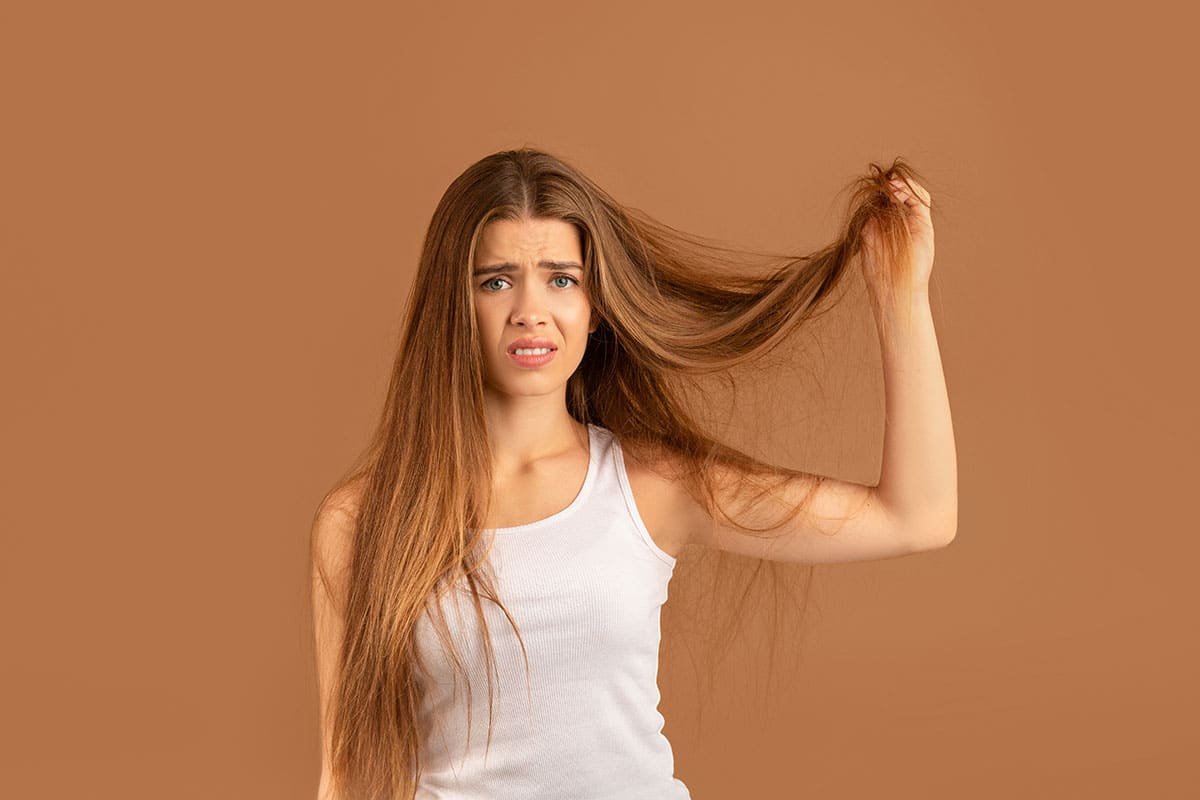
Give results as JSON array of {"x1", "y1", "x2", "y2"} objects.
[
  {"x1": 474, "y1": 298, "x2": 501, "y2": 327},
  {"x1": 566, "y1": 296, "x2": 593, "y2": 327}
]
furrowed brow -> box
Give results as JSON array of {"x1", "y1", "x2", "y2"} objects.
[{"x1": 472, "y1": 260, "x2": 584, "y2": 276}]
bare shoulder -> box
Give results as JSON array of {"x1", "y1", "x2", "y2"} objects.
[
  {"x1": 618, "y1": 441, "x2": 711, "y2": 560},
  {"x1": 310, "y1": 479, "x2": 364, "y2": 585},
  {"x1": 317, "y1": 479, "x2": 364, "y2": 520}
]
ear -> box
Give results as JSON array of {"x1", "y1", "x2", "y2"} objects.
[{"x1": 588, "y1": 308, "x2": 600, "y2": 334}]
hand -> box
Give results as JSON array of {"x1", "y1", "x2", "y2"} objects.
[{"x1": 861, "y1": 174, "x2": 936, "y2": 296}]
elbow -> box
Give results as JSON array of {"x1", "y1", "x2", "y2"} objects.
[
  {"x1": 933, "y1": 507, "x2": 957, "y2": 548},
  {"x1": 904, "y1": 507, "x2": 957, "y2": 551}
]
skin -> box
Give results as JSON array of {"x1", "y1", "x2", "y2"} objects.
[{"x1": 472, "y1": 216, "x2": 600, "y2": 527}]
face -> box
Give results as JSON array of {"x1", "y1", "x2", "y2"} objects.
[{"x1": 472, "y1": 216, "x2": 598, "y2": 398}]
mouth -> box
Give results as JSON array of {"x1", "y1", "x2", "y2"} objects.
[{"x1": 506, "y1": 347, "x2": 558, "y2": 368}]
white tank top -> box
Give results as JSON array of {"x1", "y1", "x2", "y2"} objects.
[{"x1": 413, "y1": 423, "x2": 691, "y2": 799}]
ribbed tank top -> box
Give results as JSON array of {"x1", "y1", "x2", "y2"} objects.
[{"x1": 412, "y1": 423, "x2": 691, "y2": 800}]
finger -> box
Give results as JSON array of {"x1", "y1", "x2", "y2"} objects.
[
  {"x1": 887, "y1": 173, "x2": 927, "y2": 194},
  {"x1": 888, "y1": 178, "x2": 930, "y2": 208},
  {"x1": 888, "y1": 181, "x2": 915, "y2": 205},
  {"x1": 900, "y1": 178, "x2": 930, "y2": 203}
]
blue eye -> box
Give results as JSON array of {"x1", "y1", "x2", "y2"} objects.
[{"x1": 479, "y1": 275, "x2": 580, "y2": 292}]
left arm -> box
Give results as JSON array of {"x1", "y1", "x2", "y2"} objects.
[
  {"x1": 675, "y1": 172, "x2": 956, "y2": 562},
  {"x1": 675, "y1": 289, "x2": 956, "y2": 563}
]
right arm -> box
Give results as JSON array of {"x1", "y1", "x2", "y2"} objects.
[{"x1": 310, "y1": 487, "x2": 359, "y2": 799}]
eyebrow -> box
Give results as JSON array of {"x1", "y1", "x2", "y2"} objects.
[{"x1": 472, "y1": 260, "x2": 584, "y2": 276}]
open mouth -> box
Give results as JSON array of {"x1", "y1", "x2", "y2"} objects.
[{"x1": 506, "y1": 347, "x2": 557, "y2": 367}]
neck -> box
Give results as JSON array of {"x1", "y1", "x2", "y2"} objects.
[{"x1": 482, "y1": 395, "x2": 587, "y2": 471}]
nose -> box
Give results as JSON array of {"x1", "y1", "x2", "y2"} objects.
[{"x1": 508, "y1": 283, "x2": 550, "y2": 327}]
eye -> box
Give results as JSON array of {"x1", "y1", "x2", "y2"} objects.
[{"x1": 478, "y1": 274, "x2": 580, "y2": 292}]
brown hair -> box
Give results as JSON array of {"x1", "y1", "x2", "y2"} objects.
[{"x1": 311, "y1": 146, "x2": 932, "y2": 798}]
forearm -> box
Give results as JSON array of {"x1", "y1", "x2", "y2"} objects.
[{"x1": 874, "y1": 290, "x2": 958, "y2": 544}]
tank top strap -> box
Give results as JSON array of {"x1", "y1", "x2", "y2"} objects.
[{"x1": 588, "y1": 424, "x2": 678, "y2": 568}]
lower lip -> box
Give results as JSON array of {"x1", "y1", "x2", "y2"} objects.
[{"x1": 507, "y1": 348, "x2": 557, "y2": 367}]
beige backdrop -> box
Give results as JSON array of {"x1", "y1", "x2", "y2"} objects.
[{"x1": 3, "y1": 0, "x2": 1195, "y2": 798}]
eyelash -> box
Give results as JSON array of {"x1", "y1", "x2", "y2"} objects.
[{"x1": 478, "y1": 274, "x2": 580, "y2": 292}]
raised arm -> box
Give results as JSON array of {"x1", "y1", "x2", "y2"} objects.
[{"x1": 651, "y1": 173, "x2": 956, "y2": 564}]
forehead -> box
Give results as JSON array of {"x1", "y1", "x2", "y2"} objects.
[{"x1": 475, "y1": 217, "x2": 581, "y2": 264}]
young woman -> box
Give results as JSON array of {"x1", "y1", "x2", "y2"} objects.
[{"x1": 310, "y1": 147, "x2": 956, "y2": 799}]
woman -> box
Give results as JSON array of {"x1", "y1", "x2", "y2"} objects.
[{"x1": 310, "y1": 147, "x2": 956, "y2": 799}]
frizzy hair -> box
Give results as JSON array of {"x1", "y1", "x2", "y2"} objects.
[{"x1": 310, "y1": 146, "x2": 934, "y2": 799}]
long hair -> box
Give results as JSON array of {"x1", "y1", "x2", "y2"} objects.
[{"x1": 311, "y1": 146, "x2": 932, "y2": 799}]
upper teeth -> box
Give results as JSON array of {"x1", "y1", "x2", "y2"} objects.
[{"x1": 514, "y1": 347, "x2": 552, "y2": 355}]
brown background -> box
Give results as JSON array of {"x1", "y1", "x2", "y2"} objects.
[{"x1": 3, "y1": 1, "x2": 1195, "y2": 798}]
